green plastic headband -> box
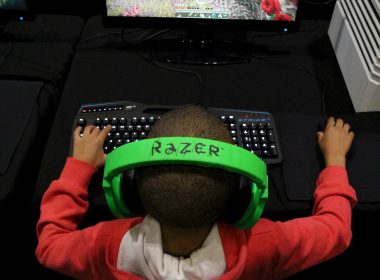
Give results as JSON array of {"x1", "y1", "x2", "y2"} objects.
[{"x1": 102, "y1": 137, "x2": 268, "y2": 229}]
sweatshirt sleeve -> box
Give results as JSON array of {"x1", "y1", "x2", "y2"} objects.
[
  {"x1": 273, "y1": 166, "x2": 357, "y2": 279},
  {"x1": 35, "y1": 157, "x2": 99, "y2": 279}
]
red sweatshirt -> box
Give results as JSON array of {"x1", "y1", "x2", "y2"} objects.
[{"x1": 36, "y1": 158, "x2": 357, "y2": 279}]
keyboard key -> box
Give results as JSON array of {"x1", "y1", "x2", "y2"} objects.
[
  {"x1": 252, "y1": 143, "x2": 260, "y2": 150},
  {"x1": 116, "y1": 139, "x2": 123, "y2": 147},
  {"x1": 262, "y1": 149, "x2": 270, "y2": 158},
  {"x1": 243, "y1": 136, "x2": 251, "y2": 143},
  {"x1": 270, "y1": 144, "x2": 278, "y2": 156},
  {"x1": 259, "y1": 129, "x2": 266, "y2": 136},
  {"x1": 260, "y1": 136, "x2": 267, "y2": 143},
  {"x1": 252, "y1": 136, "x2": 259, "y2": 143},
  {"x1": 242, "y1": 130, "x2": 249, "y2": 136},
  {"x1": 78, "y1": 118, "x2": 86, "y2": 126},
  {"x1": 267, "y1": 131, "x2": 275, "y2": 142},
  {"x1": 257, "y1": 123, "x2": 265, "y2": 129},
  {"x1": 102, "y1": 118, "x2": 110, "y2": 125}
]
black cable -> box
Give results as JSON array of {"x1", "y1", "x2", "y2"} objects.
[
  {"x1": 250, "y1": 54, "x2": 328, "y2": 122},
  {"x1": 78, "y1": 28, "x2": 145, "y2": 45},
  {"x1": 77, "y1": 28, "x2": 175, "y2": 50},
  {"x1": 139, "y1": 29, "x2": 173, "y2": 42},
  {"x1": 121, "y1": 28, "x2": 174, "y2": 46},
  {"x1": 138, "y1": 53, "x2": 204, "y2": 85},
  {"x1": 78, "y1": 31, "x2": 124, "y2": 45},
  {"x1": 303, "y1": 0, "x2": 335, "y2": 6},
  {"x1": 123, "y1": 28, "x2": 204, "y2": 84},
  {"x1": 136, "y1": 52, "x2": 206, "y2": 106}
]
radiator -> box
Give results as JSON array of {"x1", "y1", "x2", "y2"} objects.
[{"x1": 328, "y1": 0, "x2": 380, "y2": 112}]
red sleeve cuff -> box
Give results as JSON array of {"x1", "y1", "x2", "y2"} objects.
[
  {"x1": 315, "y1": 165, "x2": 357, "y2": 207},
  {"x1": 59, "y1": 157, "x2": 98, "y2": 187},
  {"x1": 317, "y1": 165, "x2": 349, "y2": 184}
]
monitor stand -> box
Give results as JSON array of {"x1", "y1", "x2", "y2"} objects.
[{"x1": 139, "y1": 28, "x2": 286, "y2": 65}]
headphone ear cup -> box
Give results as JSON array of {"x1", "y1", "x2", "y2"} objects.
[
  {"x1": 104, "y1": 173, "x2": 126, "y2": 218},
  {"x1": 120, "y1": 169, "x2": 146, "y2": 216},
  {"x1": 222, "y1": 176, "x2": 252, "y2": 224},
  {"x1": 234, "y1": 178, "x2": 268, "y2": 229}
]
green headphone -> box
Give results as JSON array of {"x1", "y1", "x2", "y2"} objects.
[{"x1": 102, "y1": 136, "x2": 268, "y2": 229}]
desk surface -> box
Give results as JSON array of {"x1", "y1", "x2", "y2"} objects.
[
  {"x1": 0, "y1": 15, "x2": 84, "y2": 204},
  {"x1": 34, "y1": 16, "x2": 374, "y2": 214}
]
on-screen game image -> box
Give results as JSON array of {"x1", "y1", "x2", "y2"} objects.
[{"x1": 106, "y1": 0, "x2": 299, "y2": 20}]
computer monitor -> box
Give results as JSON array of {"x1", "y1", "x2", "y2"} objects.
[
  {"x1": 0, "y1": 0, "x2": 34, "y2": 23},
  {"x1": 102, "y1": 0, "x2": 304, "y2": 64}
]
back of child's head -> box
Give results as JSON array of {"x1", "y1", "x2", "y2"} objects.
[{"x1": 134, "y1": 105, "x2": 240, "y2": 228}]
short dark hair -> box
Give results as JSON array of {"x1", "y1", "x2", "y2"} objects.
[{"x1": 134, "y1": 105, "x2": 240, "y2": 227}]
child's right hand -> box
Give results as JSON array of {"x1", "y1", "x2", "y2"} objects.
[
  {"x1": 72, "y1": 125, "x2": 112, "y2": 168},
  {"x1": 317, "y1": 117, "x2": 354, "y2": 168}
]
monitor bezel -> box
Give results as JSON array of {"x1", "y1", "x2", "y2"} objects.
[{"x1": 102, "y1": 0, "x2": 305, "y2": 33}]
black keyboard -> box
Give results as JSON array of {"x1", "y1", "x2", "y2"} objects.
[{"x1": 71, "y1": 100, "x2": 282, "y2": 164}]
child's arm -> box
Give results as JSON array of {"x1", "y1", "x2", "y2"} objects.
[
  {"x1": 273, "y1": 117, "x2": 357, "y2": 278},
  {"x1": 35, "y1": 125, "x2": 111, "y2": 278}
]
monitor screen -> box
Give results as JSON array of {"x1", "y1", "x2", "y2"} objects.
[
  {"x1": 102, "y1": 0, "x2": 303, "y2": 64},
  {"x1": 103, "y1": 0, "x2": 302, "y2": 31},
  {"x1": 0, "y1": 0, "x2": 33, "y2": 22}
]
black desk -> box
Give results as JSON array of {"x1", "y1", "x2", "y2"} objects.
[
  {"x1": 0, "y1": 15, "x2": 84, "y2": 276},
  {"x1": 34, "y1": 16, "x2": 355, "y2": 210},
  {"x1": 33, "y1": 15, "x2": 380, "y2": 278},
  {"x1": 0, "y1": 14, "x2": 84, "y2": 199}
]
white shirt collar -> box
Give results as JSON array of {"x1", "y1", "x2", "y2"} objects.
[{"x1": 117, "y1": 216, "x2": 226, "y2": 279}]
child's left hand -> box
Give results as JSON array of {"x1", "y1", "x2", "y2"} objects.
[{"x1": 72, "y1": 125, "x2": 112, "y2": 168}]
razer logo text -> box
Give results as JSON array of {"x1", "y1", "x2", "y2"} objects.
[{"x1": 151, "y1": 140, "x2": 221, "y2": 157}]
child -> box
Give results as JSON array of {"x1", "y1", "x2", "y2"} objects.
[{"x1": 36, "y1": 106, "x2": 357, "y2": 279}]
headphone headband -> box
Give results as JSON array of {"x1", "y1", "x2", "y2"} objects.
[
  {"x1": 102, "y1": 137, "x2": 268, "y2": 229},
  {"x1": 103, "y1": 137, "x2": 267, "y2": 188}
]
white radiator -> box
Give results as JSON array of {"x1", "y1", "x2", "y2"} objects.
[{"x1": 328, "y1": 0, "x2": 380, "y2": 112}]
